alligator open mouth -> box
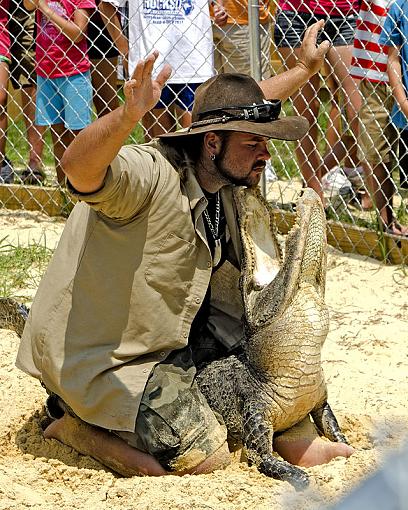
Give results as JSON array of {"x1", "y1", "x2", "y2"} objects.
[{"x1": 234, "y1": 186, "x2": 326, "y2": 329}]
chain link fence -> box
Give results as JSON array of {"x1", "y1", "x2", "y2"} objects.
[{"x1": 1, "y1": 0, "x2": 407, "y2": 263}]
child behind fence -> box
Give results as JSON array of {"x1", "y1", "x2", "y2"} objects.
[
  {"x1": 23, "y1": 0, "x2": 95, "y2": 185},
  {"x1": 0, "y1": 0, "x2": 12, "y2": 183},
  {"x1": 380, "y1": 0, "x2": 408, "y2": 202},
  {"x1": 351, "y1": 0, "x2": 408, "y2": 236}
]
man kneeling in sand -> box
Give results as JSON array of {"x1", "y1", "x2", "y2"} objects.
[{"x1": 16, "y1": 21, "x2": 353, "y2": 476}]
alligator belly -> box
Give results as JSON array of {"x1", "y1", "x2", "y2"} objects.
[{"x1": 264, "y1": 377, "x2": 327, "y2": 432}]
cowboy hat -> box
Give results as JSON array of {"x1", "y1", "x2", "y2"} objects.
[{"x1": 158, "y1": 73, "x2": 309, "y2": 141}]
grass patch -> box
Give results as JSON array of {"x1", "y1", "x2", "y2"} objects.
[
  {"x1": 0, "y1": 237, "x2": 53, "y2": 300},
  {"x1": 7, "y1": 116, "x2": 55, "y2": 169},
  {"x1": 396, "y1": 194, "x2": 408, "y2": 225}
]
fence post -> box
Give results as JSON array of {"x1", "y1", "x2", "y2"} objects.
[{"x1": 248, "y1": 0, "x2": 266, "y2": 196}]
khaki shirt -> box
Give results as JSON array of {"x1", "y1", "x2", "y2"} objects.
[{"x1": 16, "y1": 143, "x2": 244, "y2": 432}]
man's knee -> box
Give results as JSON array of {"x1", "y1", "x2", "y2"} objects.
[
  {"x1": 116, "y1": 347, "x2": 229, "y2": 473},
  {"x1": 180, "y1": 441, "x2": 231, "y2": 474}
]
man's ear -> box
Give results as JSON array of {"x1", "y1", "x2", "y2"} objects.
[{"x1": 203, "y1": 132, "x2": 222, "y2": 156}]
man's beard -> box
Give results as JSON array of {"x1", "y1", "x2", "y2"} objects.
[{"x1": 214, "y1": 156, "x2": 266, "y2": 187}]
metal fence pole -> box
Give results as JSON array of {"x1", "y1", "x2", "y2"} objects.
[{"x1": 248, "y1": 0, "x2": 266, "y2": 196}]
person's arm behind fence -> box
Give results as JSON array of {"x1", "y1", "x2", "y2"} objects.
[
  {"x1": 24, "y1": 0, "x2": 91, "y2": 43},
  {"x1": 388, "y1": 46, "x2": 408, "y2": 118}
]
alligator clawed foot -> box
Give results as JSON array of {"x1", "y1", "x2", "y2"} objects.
[
  {"x1": 334, "y1": 432, "x2": 349, "y2": 444},
  {"x1": 259, "y1": 456, "x2": 309, "y2": 490}
]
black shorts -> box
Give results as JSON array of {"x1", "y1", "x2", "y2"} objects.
[
  {"x1": 8, "y1": 10, "x2": 36, "y2": 89},
  {"x1": 87, "y1": 11, "x2": 119, "y2": 60},
  {"x1": 274, "y1": 9, "x2": 358, "y2": 48}
]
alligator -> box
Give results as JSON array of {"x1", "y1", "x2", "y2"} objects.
[
  {"x1": 196, "y1": 187, "x2": 349, "y2": 489},
  {"x1": 0, "y1": 188, "x2": 348, "y2": 489},
  {"x1": 0, "y1": 298, "x2": 29, "y2": 338}
]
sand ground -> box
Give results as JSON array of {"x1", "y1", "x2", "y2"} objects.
[{"x1": 0, "y1": 209, "x2": 407, "y2": 510}]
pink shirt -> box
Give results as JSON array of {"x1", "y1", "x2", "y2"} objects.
[
  {"x1": 0, "y1": 0, "x2": 10, "y2": 60},
  {"x1": 36, "y1": 0, "x2": 95, "y2": 78},
  {"x1": 279, "y1": 0, "x2": 359, "y2": 16}
]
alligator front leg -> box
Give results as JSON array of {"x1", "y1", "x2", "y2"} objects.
[
  {"x1": 311, "y1": 401, "x2": 349, "y2": 444},
  {"x1": 242, "y1": 401, "x2": 309, "y2": 490}
]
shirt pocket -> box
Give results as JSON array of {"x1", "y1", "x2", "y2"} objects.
[{"x1": 145, "y1": 233, "x2": 198, "y2": 301}]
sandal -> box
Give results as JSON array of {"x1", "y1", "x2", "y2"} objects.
[
  {"x1": 382, "y1": 220, "x2": 408, "y2": 237},
  {"x1": 20, "y1": 166, "x2": 46, "y2": 185}
]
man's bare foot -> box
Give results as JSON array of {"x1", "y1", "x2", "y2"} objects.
[
  {"x1": 44, "y1": 414, "x2": 167, "y2": 476},
  {"x1": 273, "y1": 418, "x2": 355, "y2": 468},
  {"x1": 44, "y1": 414, "x2": 230, "y2": 476}
]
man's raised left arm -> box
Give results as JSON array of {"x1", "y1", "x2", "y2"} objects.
[{"x1": 259, "y1": 20, "x2": 330, "y2": 101}]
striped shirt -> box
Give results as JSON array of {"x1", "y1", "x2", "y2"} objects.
[{"x1": 350, "y1": 0, "x2": 393, "y2": 83}]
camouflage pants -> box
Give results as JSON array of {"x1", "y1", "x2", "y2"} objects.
[{"x1": 46, "y1": 344, "x2": 228, "y2": 472}]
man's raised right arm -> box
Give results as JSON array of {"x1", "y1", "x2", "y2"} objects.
[{"x1": 61, "y1": 52, "x2": 172, "y2": 194}]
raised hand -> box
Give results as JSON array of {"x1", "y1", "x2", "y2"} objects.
[
  {"x1": 213, "y1": 3, "x2": 228, "y2": 27},
  {"x1": 297, "y1": 20, "x2": 331, "y2": 77},
  {"x1": 123, "y1": 51, "x2": 172, "y2": 124}
]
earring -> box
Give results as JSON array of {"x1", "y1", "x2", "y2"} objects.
[{"x1": 210, "y1": 153, "x2": 215, "y2": 161}]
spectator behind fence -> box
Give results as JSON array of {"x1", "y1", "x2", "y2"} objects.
[
  {"x1": 380, "y1": 0, "x2": 408, "y2": 221},
  {"x1": 274, "y1": 0, "x2": 362, "y2": 203},
  {"x1": 350, "y1": 0, "x2": 408, "y2": 237},
  {"x1": 24, "y1": 0, "x2": 95, "y2": 185},
  {"x1": 88, "y1": 0, "x2": 128, "y2": 117},
  {"x1": 0, "y1": 0, "x2": 12, "y2": 184},
  {"x1": 9, "y1": 0, "x2": 46, "y2": 185},
  {"x1": 212, "y1": 0, "x2": 272, "y2": 79},
  {"x1": 108, "y1": 0, "x2": 224, "y2": 140}
]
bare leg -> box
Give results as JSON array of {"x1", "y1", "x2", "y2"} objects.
[
  {"x1": 50, "y1": 124, "x2": 77, "y2": 184},
  {"x1": 142, "y1": 108, "x2": 178, "y2": 141},
  {"x1": 323, "y1": 81, "x2": 342, "y2": 154},
  {"x1": 176, "y1": 105, "x2": 192, "y2": 129},
  {"x1": 44, "y1": 413, "x2": 230, "y2": 476},
  {"x1": 273, "y1": 417, "x2": 354, "y2": 468},
  {"x1": 360, "y1": 161, "x2": 374, "y2": 210},
  {"x1": 327, "y1": 45, "x2": 361, "y2": 139},
  {"x1": 20, "y1": 85, "x2": 45, "y2": 169},
  {"x1": 323, "y1": 45, "x2": 362, "y2": 176},
  {"x1": 278, "y1": 47, "x2": 324, "y2": 200},
  {"x1": 91, "y1": 56, "x2": 119, "y2": 117},
  {"x1": 371, "y1": 161, "x2": 408, "y2": 235},
  {"x1": 320, "y1": 136, "x2": 348, "y2": 176}
]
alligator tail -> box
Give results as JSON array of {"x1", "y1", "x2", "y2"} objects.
[{"x1": 0, "y1": 298, "x2": 29, "y2": 338}]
